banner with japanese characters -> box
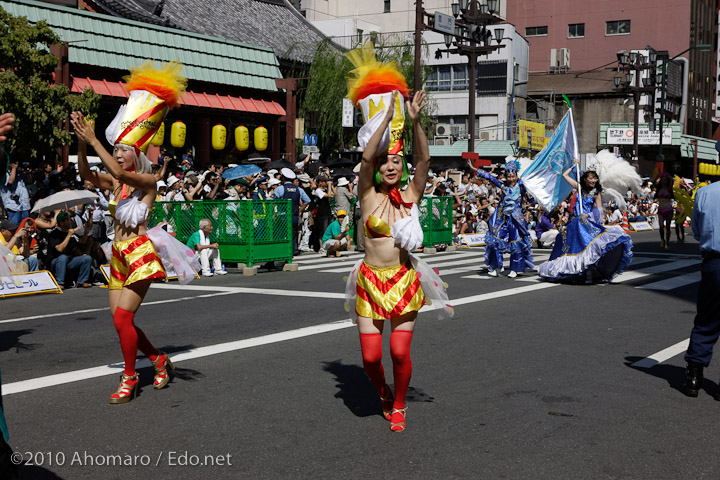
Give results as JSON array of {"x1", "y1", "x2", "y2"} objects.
[{"x1": 0, "y1": 271, "x2": 61, "y2": 298}]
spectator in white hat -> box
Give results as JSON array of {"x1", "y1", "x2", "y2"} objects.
[{"x1": 155, "y1": 180, "x2": 167, "y2": 201}]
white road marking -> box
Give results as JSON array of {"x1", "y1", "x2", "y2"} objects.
[
  {"x1": 613, "y1": 260, "x2": 698, "y2": 283},
  {"x1": 631, "y1": 339, "x2": 689, "y2": 369},
  {"x1": 1, "y1": 283, "x2": 558, "y2": 395},
  {"x1": 636, "y1": 272, "x2": 701, "y2": 291},
  {"x1": 0, "y1": 291, "x2": 237, "y2": 325},
  {"x1": 318, "y1": 253, "x2": 487, "y2": 274},
  {"x1": 151, "y1": 284, "x2": 345, "y2": 299}
]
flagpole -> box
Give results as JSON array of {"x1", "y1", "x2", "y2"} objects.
[{"x1": 575, "y1": 157, "x2": 583, "y2": 217}]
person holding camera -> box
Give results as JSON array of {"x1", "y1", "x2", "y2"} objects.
[
  {"x1": 46, "y1": 211, "x2": 93, "y2": 289},
  {"x1": 1, "y1": 159, "x2": 30, "y2": 224}
]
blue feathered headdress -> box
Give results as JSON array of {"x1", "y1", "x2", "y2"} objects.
[{"x1": 505, "y1": 158, "x2": 520, "y2": 174}]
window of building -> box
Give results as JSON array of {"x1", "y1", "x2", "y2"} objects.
[
  {"x1": 437, "y1": 65, "x2": 452, "y2": 91},
  {"x1": 384, "y1": 0, "x2": 391, "y2": 13},
  {"x1": 525, "y1": 26, "x2": 548, "y2": 37},
  {"x1": 568, "y1": 23, "x2": 584, "y2": 38},
  {"x1": 356, "y1": 29, "x2": 363, "y2": 45},
  {"x1": 426, "y1": 65, "x2": 472, "y2": 92},
  {"x1": 606, "y1": 20, "x2": 630, "y2": 35},
  {"x1": 452, "y1": 65, "x2": 468, "y2": 90},
  {"x1": 476, "y1": 60, "x2": 507, "y2": 96},
  {"x1": 426, "y1": 68, "x2": 438, "y2": 91}
]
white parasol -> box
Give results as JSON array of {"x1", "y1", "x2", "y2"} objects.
[{"x1": 31, "y1": 190, "x2": 99, "y2": 214}]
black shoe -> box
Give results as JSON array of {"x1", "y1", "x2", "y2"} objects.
[{"x1": 683, "y1": 362, "x2": 704, "y2": 397}]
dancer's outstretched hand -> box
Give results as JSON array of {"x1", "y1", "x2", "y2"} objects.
[
  {"x1": 0, "y1": 113, "x2": 15, "y2": 143},
  {"x1": 406, "y1": 90, "x2": 428, "y2": 124},
  {"x1": 70, "y1": 112, "x2": 97, "y2": 145}
]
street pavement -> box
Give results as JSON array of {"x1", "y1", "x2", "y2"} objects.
[{"x1": 1, "y1": 230, "x2": 719, "y2": 479}]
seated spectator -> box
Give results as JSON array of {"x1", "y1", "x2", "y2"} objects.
[
  {"x1": 538, "y1": 212, "x2": 562, "y2": 248},
  {"x1": 535, "y1": 211, "x2": 555, "y2": 245},
  {"x1": 0, "y1": 219, "x2": 38, "y2": 271},
  {"x1": 320, "y1": 210, "x2": 351, "y2": 257},
  {"x1": 476, "y1": 212, "x2": 489, "y2": 237},
  {"x1": 186, "y1": 218, "x2": 227, "y2": 277},
  {"x1": 605, "y1": 206, "x2": 623, "y2": 225},
  {"x1": 47, "y1": 211, "x2": 92, "y2": 289}
]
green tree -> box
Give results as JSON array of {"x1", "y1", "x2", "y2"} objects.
[
  {"x1": 301, "y1": 37, "x2": 433, "y2": 157},
  {"x1": 0, "y1": 6, "x2": 100, "y2": 163}
]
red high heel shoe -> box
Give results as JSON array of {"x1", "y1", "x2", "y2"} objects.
[
  {"x1": 380, "y1": 384, "x2": 394, "y2": 421},
  {"x1": 152, "y1": 352, "x2": 175, "y2": 390},
  {"x1": 390, "y1": 407, "x2": 407, "y2": 432},
  {"x1": 109, "y1": 373, "x2": 139, "y2": 404}
]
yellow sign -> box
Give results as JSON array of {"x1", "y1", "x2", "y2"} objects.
[{"x1": 519, "y1": 120, "x2": 546, "y2": 151}]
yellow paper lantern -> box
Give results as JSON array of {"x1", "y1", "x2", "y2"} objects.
[
  {"x1": 235, "y1": 125, "x2": 249, "y2": 151},
  {"x1": 150, "y1": 122, "x2": 165, "y2": 146},
  {"x1": 699, "y1": 163, "x2": 705, "y2": 175},
  {"x1": 170, "y1": 121, "x2": 186, "y2": 148},
  {"x1": 254, "y1": 125, "x2": 268, "y2": 152},
  {"x1": 212, "y1": 124, "x2": 227, "y2": 150}
]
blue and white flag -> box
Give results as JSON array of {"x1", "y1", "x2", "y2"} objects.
[{"x1": 520, "y1": 109, "x2": 579, "y2": 212}]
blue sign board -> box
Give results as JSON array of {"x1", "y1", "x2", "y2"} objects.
[
  {"x1": 310, "y1": 134, "x2": 318, "y2": 146},
  {"x1": 303, "y1": 134, "x2": 310, "y2": 146}
]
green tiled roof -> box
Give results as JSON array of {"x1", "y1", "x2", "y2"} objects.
[
  {"x1": 429, "y1": 140, "x2": 516, "y2": 158},
  {"x1": 681, "y1": 135, "x2": 718, "y2": 161},
  {"x1": 1, "y1": 0, "x2": 282, "y2": 91}
]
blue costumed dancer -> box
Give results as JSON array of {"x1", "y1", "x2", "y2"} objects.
[
  {"x1": 469, "y1": 158, "x2": 534, "y2": 278},
  {"x1": 538, "y1": 159, "x2": 632, "y2": 282}
]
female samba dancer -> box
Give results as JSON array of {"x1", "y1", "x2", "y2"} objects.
[
  {"x1": 538, "y1": 159, "x2": 632, "y2": 282},
  {"x1": 468, "y1": 158, "x2": 533, "y2": 278},
  {"x1": 654, "y1": 173, "x2": 675, "y2": 250},
  {"x1": 354, "y1": 90, "x2": 429, "y2": 432},
  {"x1": 69, "y1": 61, "x2": 197, "y2": 404},
  {"x1": 343, "y1": 43, "x2": 452, "y2": 432}
]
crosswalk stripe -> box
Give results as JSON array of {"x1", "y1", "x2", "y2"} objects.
[
  {"x1": 636, "y1": 272, "x2": 701, "y2": 291},
  {"x1": 614, "y1": 260, "x2": 698, "y2": 283},
  {"x1": 318, "y1": 252, "x2": 487, "y2": 274}
]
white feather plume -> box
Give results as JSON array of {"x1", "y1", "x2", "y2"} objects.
[
  {"x1": 589, "y1": 149, "x2": 642, "y2": 197},
  {"x1": 601, "y1": 187, "x2": 627, "y2": 211}
]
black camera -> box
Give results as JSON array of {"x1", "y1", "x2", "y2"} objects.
[{"x1": 10, "y1": 194, "x2": 19, "y2": 202}]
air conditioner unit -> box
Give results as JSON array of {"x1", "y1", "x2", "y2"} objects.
[
  {"x1": 550, "y1": 48, "x2": 558, "y2": 67},
  {"x1": 559, "y1": 48, "x2": 570, "y2": 68},
  {"x1": 479, "y1": 131, "x2": 491, "y2": 141},
  {"x1": 450, "y1": 125, "x2": 465, "y2": 135},
  {"x1": 435, "y1": 137, "x2": 451, "y2": 146},
  {"x1": 436, "y1": 123, "x2": 451, "y2": 136}
]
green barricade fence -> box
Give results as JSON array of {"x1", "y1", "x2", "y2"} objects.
[
  {"x1": 149, "y1": 200, "x2": 293, "y2": 267},
  {"x1": 419, "y1": 196, "x2": 453, "y2": 247}
]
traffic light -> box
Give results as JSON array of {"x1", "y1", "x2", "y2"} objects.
[{"x1": 354, "y1": 109, "x2": 364, "y2": 127}]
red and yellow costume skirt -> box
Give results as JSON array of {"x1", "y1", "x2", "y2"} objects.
[
  {"x1": 110, "y1": 235, "x2": 166, "y2": 290},
  {"x1": 355, "y1": 261, "x2": 425, "y2": 320}
]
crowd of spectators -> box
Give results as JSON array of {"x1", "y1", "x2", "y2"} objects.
[{"x1": 1, "y1": 141, "x2": 699, "y2": 288}]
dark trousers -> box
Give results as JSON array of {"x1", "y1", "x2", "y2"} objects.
[
  {"x1": 685, "y1": 258, "x2": 720, "y2": 366},
  {"x1": 292, "y1": 215, "x2": 300, "y2": 255},
  {"x1": 311, "y1": 214, "x2": 331, "y2": 252}
]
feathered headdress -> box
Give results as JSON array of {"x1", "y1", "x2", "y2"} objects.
[
  {"x1": 504, "y1": 158, "x2": 521, "y2": 174},
  {"x1": 590, "y1": 149, "x2": 642, "y2": 210},
  {"x1": 106, "y1": 60, "x2": 187, "y2": 172},
  {"x1": 345, "y1": 42, "x2": 411, "y2": 158}
]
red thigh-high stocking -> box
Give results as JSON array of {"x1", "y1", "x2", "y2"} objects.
[
  {"x1": 390, "y1": 330, "x2": 413, "y2": 410},
  {"x1": 113, "y1": 307, "x2": 159, "y2": 375},
  {"x1": 359, "y1": 333, "x2": 386, "y2": 394}
]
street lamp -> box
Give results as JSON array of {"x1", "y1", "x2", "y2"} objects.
[
  {"x1": 416, "y1": 0, "x2": 506, "y2": 156},
  {"x1": 615, "y1": 46, "x2": 660, "y2": 170}
]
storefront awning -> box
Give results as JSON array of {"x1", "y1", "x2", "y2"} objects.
[{"x1": 71, "y1": 77, "x2": 286, "y2": 116}]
